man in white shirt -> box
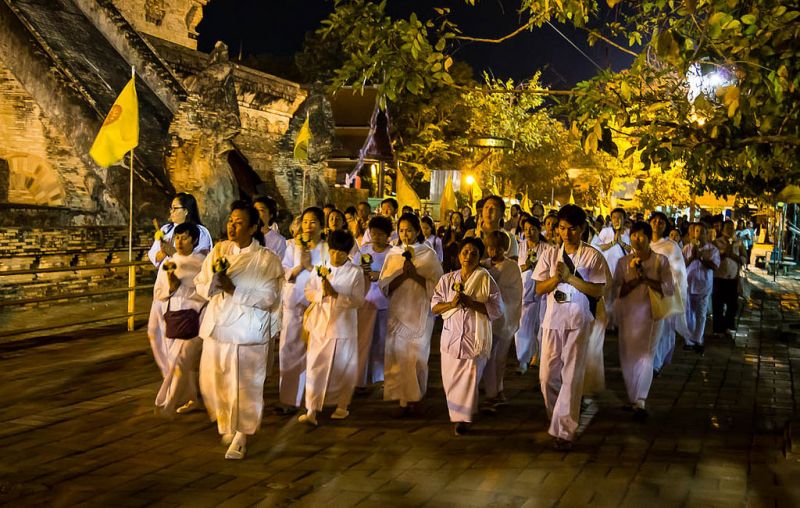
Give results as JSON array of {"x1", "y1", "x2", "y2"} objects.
[{"x1": 533, "y1": 205, "x2": 606, "y2": 450}]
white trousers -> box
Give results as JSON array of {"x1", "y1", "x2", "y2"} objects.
[
  {"x1": 155, "y1": 336, "x2": 202, "y2": 415},
  {"x1": 515, "y1": 300, "x2": 541, "y2": 364},
  {"x1": 199, "y1": 339, "x2": 268, "y2": 435},
  {"x1": 441, "y1": 353, "x2": 487, "y2": 423},
  {"x1": 383, "y1": 316, "x2": 434, "y2": 403},
  {"x1": 305, "y1": 335, "x2": 357, "y2": 412},
  {"x1": 685, "y1": 293, "x2": 709, "y2": 346},
  {"x1": 279, "y1": 304, "x2": 307, "y2": 407},
  {"x1": 653, "y1": 316, "x2": 676, "y2": 371},
  {"x1": 539, "y1": 326, "x2": 590, "y2": 441}
]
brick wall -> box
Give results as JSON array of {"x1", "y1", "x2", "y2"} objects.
[{"x1": 0, "y1": 226, "x2": 157, "y2": 309}]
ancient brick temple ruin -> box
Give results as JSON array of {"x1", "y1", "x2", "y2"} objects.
[{"x1": 0, "y1": 0, "x2": 334, "y2": 326}]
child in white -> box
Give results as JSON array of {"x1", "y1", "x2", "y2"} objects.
[
  {"x1": 153, "y1": 223, "x2": 207, "y2": 416},
  {"x1": 481, "y1": 230, "x2": 522, "y2": 409},
  {"x1": 683, "y1": 222, "x2": 720, "y2": 350},
  {"x1": 299, "y1": 230, "x2": 366, "y2": 426},
  {"x1": 614, "y1": 222, "x2": 674, "y2": 415},
  {"x1": 355, "y1": 216, "x2": 393, "y2": 386}
]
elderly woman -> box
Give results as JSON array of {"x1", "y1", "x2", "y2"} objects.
[
  {"x1": 195, "y1": 201, "x2": 284, "y2": 460},
  {"x1": 147, "y1": 192, "x2": 213, "y2": 378},
  {"x1": 432, "y1": 237, "x2": 502, "y2": 435}
]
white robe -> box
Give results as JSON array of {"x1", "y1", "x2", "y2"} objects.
[
  {"x1": 278, "y1": 240, "x2": 329, "y2": 407},
  {"x1": 482, "y1": 258, "x2": 522, "y2": 399},
  {"x1": 355, "y1": 244, "x2": 390, "y2": 386},
  {"x1": 433, "y1": 269, "x2": 503, "y2": 422},
  {"x1": 650, "y1": 237, "x2": 689, "y2": 372},
  {"x1": 614, "y1": 251, "x2": 674, "y2": 405},
  {"x1": 591, "y1": 226, "x2": 630, "y2": 325},
  {"x1": 147, "y1": 223, "x2": 212, "y2": 377},
  {"x1": 153, "y1": 252, "x2": 206, "y2": 415},
  {"x1": 263, "y1": 228, "x2": 287, "y2": 260},
  {"x1": 195, "y1": 239, "x2": 283, "y2": 435},
  {"x1": 303, "y1": 262, "x2": 366, "y2": 411},
  {"x1": 379, "y1": 242, "x2": 444, "y2": 404},
  {"x1": 583, "y1": 254, "x2": 612, "y2": 396},
  {"x1": 515, "y1": 241, "x2": 553, "y2": 365}
]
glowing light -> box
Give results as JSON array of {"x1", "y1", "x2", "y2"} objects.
[{"x1": 465, "y1": 175, "x2": 475, "y2": 185}]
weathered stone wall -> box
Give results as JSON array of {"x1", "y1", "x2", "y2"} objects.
[
  {"x1": 110, "y1": 0, "x2": 206, "y2": 50},
  {"x1": 0, "y1": 227, "x2": 155, "y2": 309}
]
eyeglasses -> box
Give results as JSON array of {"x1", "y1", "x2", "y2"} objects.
[{"x1": 170, "y1": 206, "x2": 185, "y2": 212}]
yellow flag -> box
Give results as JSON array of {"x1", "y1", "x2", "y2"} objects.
[
  {"x1": 396, "y1": 169, "x2": 421, "y2": 211},
  {"x1": 294, "y1": 113, "x2": 310, "y2": 160},
  {"x1": 440, "y1": 175, "x2": 456, "y2": 220},
  {"x1": 569, "y1": 189, "x2": 576, "y2": 205},
  {"x1": 89, "y1": 77, "x2": 138, "y2": 167},
  {"x1": 521, "y1": 192, "x2": 532, "y2": 212},
  {"x1": 471, "y1": 183, "x2": 483, "y2": 212},
  {"x1": 490, "y1": 179, "x2": 500, "y2": 197}
]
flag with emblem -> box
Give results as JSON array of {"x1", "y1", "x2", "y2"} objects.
[
  {"x1": 294, "y1": 113, "x2": 311, "y2": 160},
  {"x1": 89, "y1": 77, "x2": 139, "y2": 168}
]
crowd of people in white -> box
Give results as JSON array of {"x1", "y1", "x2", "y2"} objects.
[{"x1": 147, "y1": 192, "x2": 748, "y2": 458}]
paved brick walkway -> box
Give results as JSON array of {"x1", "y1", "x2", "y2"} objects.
[{"x1": 1, "y1": 268, "x2": 799, "y2": 507}]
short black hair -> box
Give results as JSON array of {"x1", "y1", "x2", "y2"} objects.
[
  {"x1": 344, "y1": 205, "x2": 357, "y2": 216},
  {"x1": 230, "y1": 200, "x2": 264, "y2": 244},
  {"x1": 459, "y1": 237, "x2": 485, "y2": 259},
  {"x1": 381, "y1": 198, "x2": 398, "y2": 211},
  {"x1": 611, "y1": 207, "x2": 626, "y2": 217},
  {"x1": 521, "y1": 216, "x2": 542, "y2": 230},
  {"x1": 301, "y1": 206, "x2": 325, "y2": 227},
  {"x1": 630, "y1": 221, "x2": 653, "y2": 239},
  {"x1": 327, "y1": 209, "x2": 347, "y2": 230},
  {"x1": 402, "y1": 205, "x2": 414, "y2": 215},
  {"x1": 421, "y1": 215, "x2": 435, "y2": 230},
  {"x1": 557, "y1": 204, "x2": 587, "y2": 227},
  {"x1": 475, "y1": 198, "x2": 486, "y2": 209},
  {"x1": 483, "y1": 195, "x2": 506, "y2": 214},
  {"x1": 368, "y1": 215, "x2": 393, "y2": 235},
  {"x1": 358, "y1": 201, "x2": 371, "y2": 209},
  {"x1": 253, "y1": 195, "x2": 278, "y2": 225},
  {"x1": 323, "y1": 203, "x2": 336, "y2": 210},
  {"x1": 327, "y1": 229, "x2": 355, "y2": 253},
  {"x1": 173, "y1": 222, "x2": 200, "y2": 246}
]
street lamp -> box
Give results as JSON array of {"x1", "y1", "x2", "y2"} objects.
[{"x1": 465, "y1": 174, "x2": 476, "y2": 207}]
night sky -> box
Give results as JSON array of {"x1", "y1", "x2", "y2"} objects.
[{"x1": 197, "y1": 0, "x2": 634, "y2": 89}]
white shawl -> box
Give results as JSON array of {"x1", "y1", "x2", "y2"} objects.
[
  {"x1": 442, "y1": 267, "x2": 493, "y2": 358},
  {"x1": 651, "y1": 237, "x2": 689, "y2": 334}
]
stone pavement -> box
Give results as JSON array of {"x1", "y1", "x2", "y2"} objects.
[{"x1": 0, "y1": 268, "x2": 799, "y2": 507}]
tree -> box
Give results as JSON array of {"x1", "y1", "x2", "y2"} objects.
[{"x1": 302, "y1": 0, "x2": 800, "y2": 198}]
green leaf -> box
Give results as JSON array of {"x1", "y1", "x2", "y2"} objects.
[{"x1": 741, "y1": 14, "x2": 756, "y2": 25}]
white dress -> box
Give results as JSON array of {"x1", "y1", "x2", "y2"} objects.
[
  {"x1": 515, "y1": 241, "x2": 553, "y2": 365},
  {"x1": 378, "y1": 243, "x2": 444, "y2": 404},
  {"x1": 650, "y1": 237, "x2": 689, "y2": 372},
  {"x1": 153, "y1": 252, "x2": 206, "y2": 415},
  {"x1": 278, "y1": 240, "x2": 329, "y2": 407},
  {"x1": 481, "y1": 258, "x2": 522, "y2": 399},
  {"x1": 147, "y1": 223, "x2": 212, "y2": 378},
  {"x1": 303, "y1": 261, "x2": 366, "y2": 411}
]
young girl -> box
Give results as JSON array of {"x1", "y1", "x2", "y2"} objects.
[
  {"x1": 356, "y1": 216, "x2": 394, "y2": 387},
  {"x1": 421, "y1": 216, "x2": 444, "y2": 263},
  {"x1": 515, "y1": 217, "x2": 552, "y2": 372},
  {"x1": 379, "y1": 213, "x2": 444, "y2": 416},
  {"x1": 480, "y1": 230, "x2": 523, "y2": 411},
  {"x1": 153, "y1": 222, "x2": 207, "y2": 416},
  {"x1": 432, "y1": 238, "x2": 502, "y2": 435},
  {"x1": 278, "y1": 207, "x2": 328, "y2": 413},
  {"x1": 299, "y1": 230, "x2": 366, "y2": 426}
]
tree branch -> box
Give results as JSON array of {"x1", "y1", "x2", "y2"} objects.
[
  {"x1": 581, "y1": 29, "x2": 639, "y2": 57},
  {"x1": 447, "y1": 82, "x2": 580, "y2": 96},
  {"x1": 452, "y1": 19, "x2": 537, "y2": 44}
]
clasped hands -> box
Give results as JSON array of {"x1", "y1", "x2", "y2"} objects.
[{"x1": 210, "y1": 271, "x2": 235, "y2": 295}]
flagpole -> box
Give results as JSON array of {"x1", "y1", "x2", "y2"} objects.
[
  {"x1": 127, "y1": 66, "x2": 135, "y2": 332},
  {"x1": 300, "y1": 111, "x2": 308, "y2": 210}
]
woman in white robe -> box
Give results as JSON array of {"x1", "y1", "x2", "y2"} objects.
[
  {"x1": 480, "y1": 230, "x2": 522, "y2": 409},
  {"x1": 147, "y1": 193, "x2": 212, "y2": 378},
  {"x1": 432, "y1": 237, "x2": 503, "y2": 435},
  {"x1": 614, "y1": 222, "x2": 674, "y2": 419},
  {"x1": 515, "y1": 218, "x2": 552, "y2": 372},
  {"x1": 379, "y1": 213, "x2": 444, "y2": 415},
  {"x1": 299, "y1": 230, "x2": 366, "y2": 426},
  {"x1": 278, "y1": 207, "x2": 328, "y2": 411},
  {"x1": 153, "y1": 223, "x2": 207, "y2": 416},
  {"x1": 355, "y1": 216, "x2": 393, "y2": 387},
  {"x1": 649, "y1": 212, "x2": 689, "y2": 374},
  {"x1": 195, "y1": 202, "x2": 283, "y2": 460},
  {"x1": 421, "y1": 216, "x2": 444, "y2": 263}
]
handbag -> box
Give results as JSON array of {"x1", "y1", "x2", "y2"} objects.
[
  {"x1": 164, "y1": 298, "x2": 202, "y2": 339},
  {"x1": 648, "y1": 288, "x2": 672, "y2": 321}
]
